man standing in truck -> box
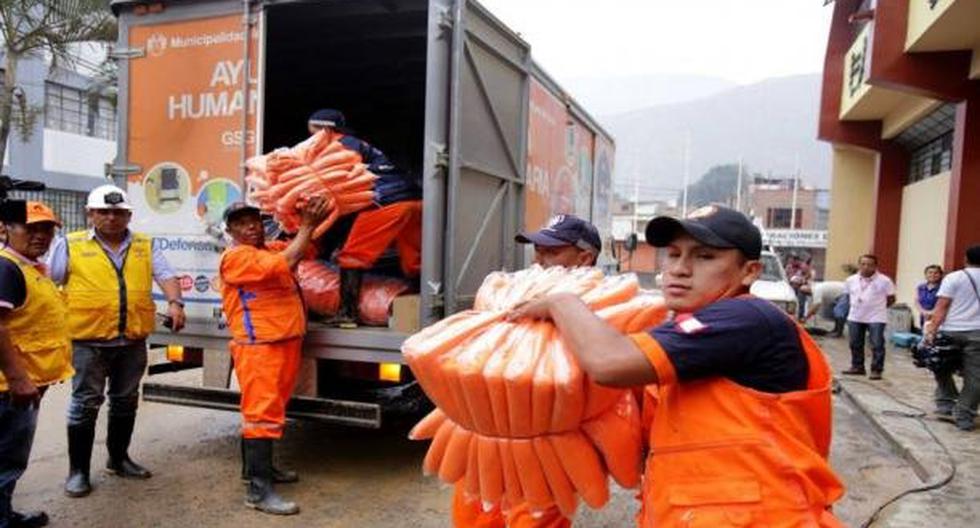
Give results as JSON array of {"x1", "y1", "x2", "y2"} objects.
[
  {"x1": 306, "y1": 109, "x2": 423, "y2": 328},
  {"x1": 48, "y1": 185, "x2": 186, "y2": 499},
  {"x1": 220, "y1": 197, "x2": 327, "y2": 516},
  {"x1": 452, "y1": 214, "x2": 601, "y2": 528}
]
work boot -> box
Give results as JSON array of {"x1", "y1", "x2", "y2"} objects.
[
  {"x1": 243, "y1": 438, "x2": 300, "y2": 515},
  {"x1": 328, "y1": 268, "x2": 362, "y2": 329},
  {"x1": 65, "y1": 423, "x2": 96, "y2": 498},
  {"x1": 9, "y1": 510, "x2": 49, "y2": 528},
  {"x1": 240, "y1": 439, "x2": 298, "y2": 483},
  {"x1": 840, "y1": 367, "x2": 866, "y2": 376},
  {"x1": 105, "y1": 415, "x2": 152, "y2": 479}
]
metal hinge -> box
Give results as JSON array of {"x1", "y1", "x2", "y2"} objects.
[
  {"x1": 109, "y1": 47, "x2": 146, "y2": 60},
  {"x1": 435, "y1": 147, "x2": 450, "y2": 170}
]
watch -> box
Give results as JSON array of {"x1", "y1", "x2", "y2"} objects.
[{"x1": 168, "y1": 300, "x2": 185, "y2": 308}]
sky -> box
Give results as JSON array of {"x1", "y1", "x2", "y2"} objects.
[{"x1": 478, "y1": 0, "x2": 833, "y2": 85}]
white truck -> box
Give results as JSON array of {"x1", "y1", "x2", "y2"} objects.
[{"x1": 109, "y1": 0, "x2": 616, "y2": 427}]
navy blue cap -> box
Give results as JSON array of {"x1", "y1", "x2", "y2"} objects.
[
  {"x1": 645, "y1": 205, "x2": 762, "y2": 260},
  {"x1": 222, "y1": 202, "x2": 260, "y2": 223},
  {"x1": 308, "y1": 108, "x2": 346, "y2": 129},
  {"x1": 516, "y1": 214, "x2": 602, "y2": 253}
]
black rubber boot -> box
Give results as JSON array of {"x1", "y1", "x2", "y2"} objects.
[
  {"x1": 243, "y1": 439, "x2": 300, "y2": 515},
  {"x1": 9, "y1": 510, "x2": 49, "y2": 528},
  {"x1": 240, "y1": 438, "x2": 298, "y2": 484},
  {"x1": 328, "y1": 268, "x2": 362, "y2": 329},
  {"x1": 64, "y1": 423, "x2": 96, "y2": 498},
  {"x1": 105, "y1": 415, "x2": 152, "y2": 479}
]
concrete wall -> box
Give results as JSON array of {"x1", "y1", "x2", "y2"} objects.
[
  {"x1": 894, "y1": 171, "x2": 950, "y2": 308},
  {"x1": 826, "y1": 147, "x2": 877, "y2": 280},
  {"x1": 42, "y1": 129, "x2": 115, "y2": 177}
]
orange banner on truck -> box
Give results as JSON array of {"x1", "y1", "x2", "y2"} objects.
[
  {"x1": 127, "y1": 14, "x2": 260, "y2": 233},
  {"x1": 524, "y1": 79, "x2": 596, "y2": 232},
  {"x1": 125, "y1": 14, "x2": 261, "y2": 316}
]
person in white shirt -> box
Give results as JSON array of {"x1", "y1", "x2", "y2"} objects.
[
  {"x1": 841, "y1": 254, "x2": 895, "y2": 380},
  {"x1": 925, "y1": 245, "x2": 980, "y2": 432}
]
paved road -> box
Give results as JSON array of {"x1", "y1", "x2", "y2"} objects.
[{"x1": 13, "y1": 367, "x2": 917, "y2": 527}]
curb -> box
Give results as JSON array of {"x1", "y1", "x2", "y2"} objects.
[{"x1": 834, "y1": 379, "x2": 932, "y2": 483}]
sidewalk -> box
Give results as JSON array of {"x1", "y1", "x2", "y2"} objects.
[{"x1": 816, "y1": 332, "x2": 980, "y2": 527}]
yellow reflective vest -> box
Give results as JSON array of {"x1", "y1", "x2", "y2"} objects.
[
  {"x1": 0, "y1": 248, "x2": 73, "y2": 391},
  {"x1": 65, "y1": 231, "x2": 156, "y2": 341}
]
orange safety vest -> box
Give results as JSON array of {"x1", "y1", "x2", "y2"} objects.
[
  {"x1": 633, "y1": 327, "x2": 845, "y2": 527},
  {"x1": 219, "y1": 247, "x2": 306, "y2": 344}
]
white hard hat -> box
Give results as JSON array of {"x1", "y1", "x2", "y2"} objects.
[{"x1": 86, "y1": 184, "x2": 132, "y2": 210}]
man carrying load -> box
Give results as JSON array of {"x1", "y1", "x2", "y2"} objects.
[
  {"x1": 219, "y1": 197, "x2": 327, "y2": 515},
  {"x1": 1, "y1": 202, "x2": 72, "y2": 528},
  {"x1": 510, "y1": 205, "x2": 844, "y2": 526},
  {"x1": 452, "y1": 213, "x2": 600, "y2": 528},
  {"x1": 306, "y1": 109, "x2": 423, "y2": 328}
]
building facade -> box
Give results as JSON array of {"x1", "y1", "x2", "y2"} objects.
[
  {"x1": 818, "y1": 0, "x2": 980, "y2": 307},
  {"x1": 2, "y1": 53, "x2": 116, "y2": 231},
  {"x1": 748, "y1": 178, "x2": 830, "y2": 279}
]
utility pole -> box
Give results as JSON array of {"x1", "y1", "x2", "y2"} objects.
[
  {"x1": 681, "y1": 131, "x2": 690, "y2": 216},
  {"x1": 790, "y1": 154, "x2": 800, "y2": 229},
  {"x1": 735, "y1": 156, "x2": 743, "y2": 213}
]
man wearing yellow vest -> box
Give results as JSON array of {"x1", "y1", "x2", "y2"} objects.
[
  {"x1": 1, "y1": 201, "x2": 73, "y2": 528},
  {"x1": 510, "y1": 205, "x2": 845, "y2": 527},
  {"x1": 219, "y1": 198, "x2": 327, "y2": 515},
  {"x1": 47, "y1": 185, "x2": 185, "y2": 498}
]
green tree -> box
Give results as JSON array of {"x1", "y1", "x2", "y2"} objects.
[
  {"x1": 683, "y1": 163, "x2": 752, "y2": 210},
  {"x1": 0, "y1": 0, "x2": 116, "y2": 167}
]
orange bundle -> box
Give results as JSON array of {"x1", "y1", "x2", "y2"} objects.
[
  {"x1": 402, "y1": 266, "x2": 668, "y2": 517},
  {"x1": 245, "y1": 130, "x2": 377, "y2": 238}
]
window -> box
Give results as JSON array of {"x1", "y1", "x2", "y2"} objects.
[
  {"x1": 908, "y1": 131, "x2": 953, "y2": 184},
  {"x1": 766, "y1": 208, "x2": 802, "y2": 229},
  {"x1": 8, "y1": 189, "x2": 88, "y2": 232},
  {"x1": 45, "y1": 83, "x2": 116, "y2": 140}
]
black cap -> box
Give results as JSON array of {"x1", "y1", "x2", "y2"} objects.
[
  {"x1": 308, "y1": 108, "x2": 346, "y2": 129},
  {"x1": 516, "y1": 214, "x2": 602, "y2": 253},
  {"x1": 222, "y1": 202, "x2": 261, "y2": 223},
  {"x1": 645, "y1": 204, "x2": 762, "y2": 260}
]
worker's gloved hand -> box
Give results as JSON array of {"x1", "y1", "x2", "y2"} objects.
[
  {"x1": 300, "y1": 196, "x2": 329, "y2": 228},
  {"x1": 8, "y1": 376, "x2": 40, "y2": 409}
]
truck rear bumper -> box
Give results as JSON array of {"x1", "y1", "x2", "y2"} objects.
[{"x1": 142, "y1": 382, "x2": 382, "y2": 428}]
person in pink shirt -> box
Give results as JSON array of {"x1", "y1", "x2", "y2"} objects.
[{"x1": 841, "y1": 254, "x2": 896, "y2": 380}]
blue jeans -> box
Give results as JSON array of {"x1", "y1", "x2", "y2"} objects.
[
  {"x1": 0, "y1": 394, "x2": 40, "y2": 527},
  {"x1": 67, "y1": 342, "x2": 148, "y2": 427},
  {"x1": 848, "y1": 321, "x2": 886, "y2": 373}
]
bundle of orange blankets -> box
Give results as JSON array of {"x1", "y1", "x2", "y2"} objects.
[
  {"x1": 246, "y1": 131, "x2": 376, "y2": 237},
  {"x1": 402, "y1": 266, "x2": 667, "y2": 517}
]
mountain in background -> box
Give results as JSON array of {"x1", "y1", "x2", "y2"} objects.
[
  {"x1": 591, "y1": 73, "x2": 830, "y2": 201},
  {"x1": 564, "y1": 74, "x2": 737, "y2": 116}
]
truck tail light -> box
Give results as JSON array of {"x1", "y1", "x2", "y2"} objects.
[
  {"x1": 166, "y1": 344, "x2": 185, "y2": 362},
  {"x1": 379, "y1": 363, "x2": 402, "y2": 383}
]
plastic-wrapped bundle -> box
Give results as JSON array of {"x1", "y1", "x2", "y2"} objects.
[
  {"x1": 296, "y1": 260, "x2": 411, "y2": 326},
  {"x1": 402, "y1": 266, "x2": 668, "y2": 516}
]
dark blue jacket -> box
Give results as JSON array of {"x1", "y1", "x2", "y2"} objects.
[{"x1": 339, "y1": 135, "x2": 422, "y2": 206}]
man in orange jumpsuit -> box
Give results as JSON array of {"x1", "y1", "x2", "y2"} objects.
[
  {"x1": 510, "y1": 205, "x2": 845, "y2": 527},
  {"x1": 307, "y1": 109, "x2": 422, "y2": 328},
  {"x1": 220, "y1": 198, "x2": 327, "y2": 515},
  {"x1": 453, "y1": 214, "x2": 601, "y2": 528}
]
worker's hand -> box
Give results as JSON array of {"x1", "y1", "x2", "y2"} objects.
[
  {"x1": 507, "y1": 293, "x2": 568, "y2": 322},
  {"x1": 300, "y1": 196, "x2": 329, "y2": 228},
  {"x1": 168, "y1": 302, "x2": 186, "y2": 333},
  {"x1": 8, "y1": 376, "x2": 40, "y2": 408}
]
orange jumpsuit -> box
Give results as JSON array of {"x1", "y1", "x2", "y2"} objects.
[
  {"x1": 452, "y1": 484, "x2": 569, "y2": 528},
  {"x1": 629, "y1": 326, "x2": 845, "y2": 527},
  {"x1": 220, "y1": 244, "x2": 307, "y2": 439},
  {"x1": 336, "y1": 199, "x2": 422, "y2": 277}
]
